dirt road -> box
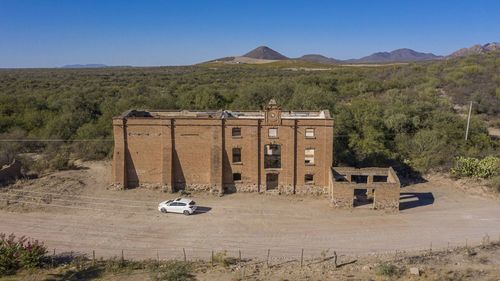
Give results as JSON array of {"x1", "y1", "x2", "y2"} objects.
[{"x1": 1, "y1": 162, "x2": 499, "y2": 260}]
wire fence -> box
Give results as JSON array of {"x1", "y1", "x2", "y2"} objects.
[{"x1": 42, "y1": 234, "x2": 499, "y2": 266}]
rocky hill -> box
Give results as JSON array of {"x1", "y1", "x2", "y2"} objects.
[
  {"x1": 242, "y1": 46, "x2": 289, "y2": 60},
  {"x1": 448, "y1": 42, "x2": 500, "y2": 57}
]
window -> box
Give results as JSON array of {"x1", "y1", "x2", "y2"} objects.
[
  {"x1": 232, "y1": 127, "x2": 241, "y2": 137},
  {"x1": 232, "y1": 148, "x2": 241, "y2": 163},
  {"x1": 373, "y1": 175, "x2": 388, "y2": 182},
  {"x1": 233, "y1": 173, "x2": 242, "y2": 181},
  {"x1": 178, "y1": 202, "x2": 186, "y2": 206},
  {"x1": 305, "y1": 174, "x2": 314, "y2": 184},
  {"x1": 305, "y1": 128, "x2": 315, "y2": 138},
  {"x1": 268, "y1": 128, "x2": 278, "y2": 138},
  {"x1": 352, "y1": 175, "x2": 368, "y2": 184},
  {"x1": 305, "y1": 148, "x2": 315, "y2": 165},
  {"x1": 264, "y1": 144, "x2": 281, "y2": 169}
]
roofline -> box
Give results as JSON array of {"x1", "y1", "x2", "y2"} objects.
[{"x1": 113, "y1": 109, "x2": 333, "y2": 120}]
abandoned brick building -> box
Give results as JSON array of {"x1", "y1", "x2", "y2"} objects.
[
  {"x1": 112, "y1": 99, "x2": 400, "y2": 210},
  {"x1": 112, "y1": 100, "x2": 334, "y2": 194}
]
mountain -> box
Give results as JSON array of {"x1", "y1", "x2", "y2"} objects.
[
  {"x1": 298, "y1": 54, "x2": 339, "y2": 64},
  {"x1": 242, "y1": 46, "x2": 289, "y2": 60},
  {"x1": 62, "y1": 64, "x2": 108, "y2": 68},
  {"x1": 345, "y1": 48, "x2": 442, "y2": 63},
  {"x1": 448, "y1": 42, "x2": 500, "y2": 58}
]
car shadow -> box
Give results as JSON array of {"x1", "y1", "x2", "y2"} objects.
[
  {"x1": 399, "y1": 192, "x2": 434, "y2": 211},
  {"x1": 193, "y1": 206, "x2": 212, "y2": 215}
]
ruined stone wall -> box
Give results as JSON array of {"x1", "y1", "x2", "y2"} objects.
[
  {"x1": 329, "y1": 167, "x2": 401, "y2": 211},
  {"x1": 373, "y1": 183, "x2": 400, "y2": 211}
]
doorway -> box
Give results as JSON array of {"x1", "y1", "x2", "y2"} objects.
[
  {"x1": 353, "y1": 188, "x2": 374, "y2": 208},
  {"x1": 266, "y1": 173, "x2": 279, "y2": 190}
]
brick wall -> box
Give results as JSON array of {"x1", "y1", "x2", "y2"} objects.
[{"x1": 112, "y1": 110, "x2": 334, "y2": 195}]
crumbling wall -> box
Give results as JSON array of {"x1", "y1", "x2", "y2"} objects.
[{"x1": 329, "y1": 167, "x2": 400, "y2": 211}]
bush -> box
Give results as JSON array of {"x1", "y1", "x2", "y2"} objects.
[
  {"x1": 152, "y1": 261, "x2": 195, "y2": 281},
  {"x1": 451, "y1": 156, "x2": 500, "y2": 178},
  {"x1": 0, "y1": 233, "x2": 47, "y2": 276},
  {"x1": 376, "y1": 263, "x2": 399, "y2": 277},
  {"x1": 212, "y1": 250, "x2": 238, "y2": 267}
]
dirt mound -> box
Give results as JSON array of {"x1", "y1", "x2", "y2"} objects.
[{"x1": 0, "y1": 160, "x2": 110, "y2": 212}]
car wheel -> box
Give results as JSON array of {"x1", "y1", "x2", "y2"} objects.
[
  {"x1": 183, "y1": 210, "x2": 190, "y2": 216},
  {"x1": 160, "y1": 208, "x2": 167, "y2": 213}
]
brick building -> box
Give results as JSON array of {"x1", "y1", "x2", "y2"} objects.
[{"x1": 112, "y1": 100, "x2": 334, "y2": 194}]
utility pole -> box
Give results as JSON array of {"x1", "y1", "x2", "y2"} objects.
[{"x1": 465, "y1": 101, "x2": 473, "y2": 141}]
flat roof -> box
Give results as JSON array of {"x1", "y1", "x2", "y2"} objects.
[{"x1": 116, "y1": 109, "x2": 332, "y2": 120}]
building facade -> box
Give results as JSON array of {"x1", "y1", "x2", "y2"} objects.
[{"x1": 112, "y1": 100, "x2": 334, "y2": 194}]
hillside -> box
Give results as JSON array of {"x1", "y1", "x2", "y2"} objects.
[{"x1": 298, "y1": 54, "x2": 339, "y2": 64}]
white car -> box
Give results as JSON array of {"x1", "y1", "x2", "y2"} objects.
[{"x1": 158, "y1": 198, "x2": 197, "y2": 215}]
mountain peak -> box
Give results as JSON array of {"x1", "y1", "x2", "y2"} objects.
[{"x1": 243, "y1": 46, "x2": 288, "y2": 60}]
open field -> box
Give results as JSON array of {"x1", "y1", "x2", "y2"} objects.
[{"x1": 1, "y1": 161, "x2": 500, "y2": 262}]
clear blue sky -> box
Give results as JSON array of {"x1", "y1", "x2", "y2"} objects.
[{"x1": 1, "y1": 0, "x2": 499, "y2": 67}]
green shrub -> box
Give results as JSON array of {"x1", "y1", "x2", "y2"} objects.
[
  {"x1": 451, "y1": 156, "x2": 500, "y2": 178},
  {"x1": 0, "y1": 233, "x2": 47, "y2": 276},
  {"x1": 152, "y1": 261, "x2": 195, "y2": 281},
  {"x1": 376, "y1": 263, "x2": 399, "y2": 277},
  {"x1": 0, "y1": 234, "x2": 20, "y2": 276},
  {"x1": 212, "y1": 250, "x2": 238, "y2": 267}
]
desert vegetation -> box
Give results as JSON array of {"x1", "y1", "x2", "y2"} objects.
[{"x1": 0, "y1": 52, "x2": 499, "y2": 177}]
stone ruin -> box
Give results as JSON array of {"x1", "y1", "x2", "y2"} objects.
[{"x1": 328, "y1": 167, "x2": 400, "y2": 212}]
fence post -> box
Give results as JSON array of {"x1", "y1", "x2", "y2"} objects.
[
  {"x1": 300, "y1": 249, "x2": 304, "y2": 267},
  {"x1": 333, "y1": 251, "x2": 338, "y2": 268},
  {"x1": 51, "y1": 248, "x2": 55, "y2": 267},
  {"x1": 430, "y1": 242, "x2": 432, "y2": 254},
  {"x1": 157, "y1": 250, "x2": 160, "y2": 265},
  {"x1": 211, "y1": 250, "x2": 214, "y2": 267},
  {"x1": 183, "y1": 248, "x2": 186, "y2": 262},
  {"x1": 266, "y1": 249, "x2": 270, "y2": 267},
  {"x1": 239, "y1": 249, "x2": 241, "y2": 261},
  {"x1": 92, "y1": 250, "x2": 95, "y2": 266},
  {"x1": 121, "y1": 250, "x2": 124, "y2": 263}
]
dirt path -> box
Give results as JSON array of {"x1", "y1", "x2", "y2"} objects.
[{"x1": 1, "y1": 162, "x2": 499, "y2": 260}]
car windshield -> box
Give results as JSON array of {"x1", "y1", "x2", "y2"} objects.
[{"x1": 189, "y1": 201, "x2": 195, "y2": 205}]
